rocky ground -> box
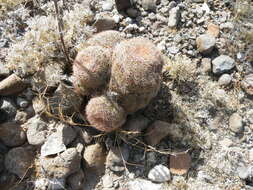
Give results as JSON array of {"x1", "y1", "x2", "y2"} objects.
[{"x1": 0, "y1": 0, "x2": 253, "y2": 189}]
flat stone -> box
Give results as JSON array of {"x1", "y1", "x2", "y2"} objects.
[
  {"x1": 25, "y1": 115, "x2": 48, "y2": 146},
  {"x1": 212, "y1": 55, "x2": 235, "y2": 74},
  {"x1": 40, "y1": 148, "x2": 81, "y2": 178},
  {"x1": 148, "y1": 165, "x2": 171, "y2": 182},
  {"x1": 5, "y1": 147, "x2": 34, "y2": 178},
  {"x1": 229, "y1": 113, "x2": 243, "y2": 133},
  {"x1": 41, "y1": 123, "x2": 76, "y2": 156},
  {"x1": 0, "y1": 122, "x2": 26, "y2": 147},
  {"x1": 241, "y1": 74, "x2": 253, "y2": 95},
  {"x1": 196, "y1": 34, "x2": 216, "y2": 54},
  {"x1": 169, "y1": 152, "x2": 191, "y2": 175}
]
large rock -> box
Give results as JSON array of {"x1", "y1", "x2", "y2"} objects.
[
  {"x1": 0, "y1": 122, "x2": 26, "y2": 147},
  {"x1": 5, "y1": 147, "x2": 34, "y2": 178},
  {"x1": 40, "y1": 148, "x2": 81, "y2": 178},
  {"x1": 196, "y1": 34, "x2": 216, "y2": 54},
  {"x1": 0, "y1": 74, "x2": 27, "y2": 96},
  {"x1": 41, "y1": 123, "x2": 76, "y2": 156},
  {"x1": 25, "y1": 115, "x2": 48, "y2": 146},
  {"x1": 212, "y1": 55, "x2": 235, "y2": 74}
]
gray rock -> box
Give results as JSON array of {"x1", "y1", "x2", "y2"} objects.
[
  {"x1": 212, "y1": 55, "x2": 235, "y2": 74},
  {"x1": 128, "y1": 179, "x2": 163, "y2": 190},
  {"x1": 142, "y1": 0, "x2": 156, "y2": 11},
  {"x1": 241, "y1": 74, "x2": 253, "y2": 95},
  {"x1": 34, "y1": 178, "x2": 65, "y2": 190},
  {"x1": 67, "y1": 170, "x2": 85, "y2": 190},
  {"x1": 0, "y1": 122, "x2": 26, "y2": 147},
  {"x1": 14, "y1": 111, "x2": 29, "y2": 124},
  {"x1": 16, "y1": 97, "x2": 29, "y2": 108},
  {"x1": 196, "y1": 34, "x2": 215, "y2": 54},
  {"x1": 26, "y1": 115, "x2": 48, "y2": 146},
  {"x1": 126, "y1": 8, "x2": 138, "y2": 18},
  {"x1": 229, "y1": 113, "x2": 244, "y2": 133},
  {"x1": 218, "y1": 74, "x2": 232, "y2": 86},
  {"x1": 41, "y1": 123, "x2": 76, "y2": 156},
  {"x1": 94, "y1": 13, "x2": 116, "y2": 32},
  {"x1": 102, "y1": 1, "x2": 113, "y2": 11},
  {"x1": 148, "y1": 165, "x2": 171, "y2": 182},
  {"x1": 238, "y1": 165, "x2": 253, "y2": 182},
  {"x1": 168, "y1": 6, "x2": 181, "y2": 28},
  {"x1": 0, "y1": 109, "x2": 8, "y2": 123},
  {"x1": 40, "y1": 147, "x2": 81, "y2": 178},
  {"x1": 106, "y1": 145, "x2": 129, "y2": 172},
  {"x1": 5, "y1": 147, "x2": 34, "y2": 178},
  {"x1": 1, "y1": 97, "x2": 17, "y2": 119},
  {"x1": 115, "y1": 0, "x2": 132, "y2": 12}
]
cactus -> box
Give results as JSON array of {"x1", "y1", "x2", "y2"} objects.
[
  {"x1": 85, "y1": 96, "x2": 126, "y2": 132},
  {"x1": 86, "y1": 30, "x2": 124, "y2": 49},
  {"x1": 72, "y1": 45, "x2": 111, "y2": 96},
  {"x1": 109, "y1": 38, "x2": 164, "y2": 113}
]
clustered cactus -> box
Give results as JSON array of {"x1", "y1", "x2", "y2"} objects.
[{"x1": 72, "y1": 30, "x2": 164, "y2": 132}]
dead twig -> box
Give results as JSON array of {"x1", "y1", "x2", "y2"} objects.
[{"x1": 53, "y1": 0, "x2": 71, "y2": 66}]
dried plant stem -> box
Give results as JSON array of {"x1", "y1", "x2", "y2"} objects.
[{"x1": 53, "y1": 0, "x2": 71, "y2": 66}]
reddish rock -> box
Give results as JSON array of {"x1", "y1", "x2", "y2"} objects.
[{"x1": 169, "y1": 152, "x2": 191, "y2": 175}]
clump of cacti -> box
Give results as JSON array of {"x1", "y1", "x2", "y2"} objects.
[
  {"x1": 109, "y1": 38, "x2": 164, "y2": 113},
  {"x1": 85, "y1": 96, "x2": 126, "y2": 132},
  {"x1": 72, "y1": 45, "x2": 111, "y2": 96},
  {"x1": 73, "y1": 32, "x2": 163, "y2": 132}
]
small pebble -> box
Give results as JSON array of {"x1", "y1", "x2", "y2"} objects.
[
  {"x1": 148, "y1": 165, "x2": 171, "y2": 182},
  {"x1": 218, "y1": 74, "x2": 232, "y2": 86},
  {"x1": 229, "y1": 113, "x2": 244, "y2": 133}
]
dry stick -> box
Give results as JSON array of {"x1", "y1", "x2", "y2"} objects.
[{"x1": 53, "y1": 0, "x2": 71, "y2": 66}]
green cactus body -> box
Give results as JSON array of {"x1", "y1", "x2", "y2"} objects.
[
  {"x1": 85, "y1": 96, "x2": 127, "y2": 132},
  {"x1": 72, "y1": 45, "x2": 111, "y2": 96},
  {"x1": 109, "y1": 38, "x2": 163, "y2": 113}
]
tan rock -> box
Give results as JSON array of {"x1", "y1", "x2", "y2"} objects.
[{"x1": 207, "y1": 23, "x2": 220, "y2": 37}]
